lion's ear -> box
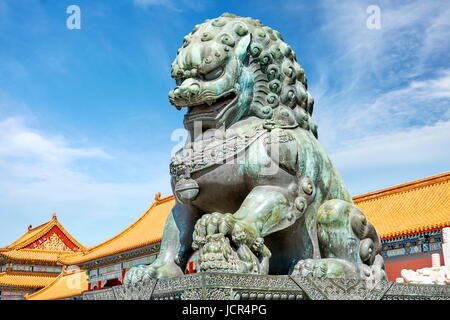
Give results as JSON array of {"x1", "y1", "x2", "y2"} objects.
[{"x1": 235, "y1": 34, "x2": 251, "y2": 60}]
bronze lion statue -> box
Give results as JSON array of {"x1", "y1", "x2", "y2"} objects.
[{"x1": 125, "y1": 13, "x2": 386, "y2": 284}]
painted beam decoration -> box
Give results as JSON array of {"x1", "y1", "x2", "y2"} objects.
[
  {"x1": 87, "y1": 255, "x2": 158, "y2": 285},
  {"x1": 382, "y1": 230, "x2": 443, "y2": 258}
]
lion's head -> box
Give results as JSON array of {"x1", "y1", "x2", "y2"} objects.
[{"x1": 168, "y1": 13, "x2": 317, "y2": 138}]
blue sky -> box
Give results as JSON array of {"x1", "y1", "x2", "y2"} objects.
[{"x1": 0, "y1": 0, "x2": 449, "y2": 248}]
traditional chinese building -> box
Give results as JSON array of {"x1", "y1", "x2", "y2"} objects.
[
  {"x1": 3, "y1": 173, "x2": 448, "y2": 299},
  {"x1": 59, "y1": 194, "x2": 173, "y2": 291},
  {"x1": 61, "y1": 172, "x2": 450, "y2": 288},
  {"x1": 355, "y1": 172, "x2": 450, "y2": 281},
  {"x1": 0, "y1": 214, "x2": 85, "y2": 300},
  {"x1": 25, "y1": 267, "x2": 88, "y2": 300}
]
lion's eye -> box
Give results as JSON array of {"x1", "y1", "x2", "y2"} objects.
[{"x1": 203, "y1": 66, "x2": 224, "y2": 81}]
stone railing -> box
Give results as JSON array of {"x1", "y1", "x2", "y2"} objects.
[{"x1": 82, "y1": 272, "x2": 450, "y2": 300}]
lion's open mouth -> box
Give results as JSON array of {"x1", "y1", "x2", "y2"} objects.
[{"x1": 184, "y1": 91, "x2": 238, "y2": 125}]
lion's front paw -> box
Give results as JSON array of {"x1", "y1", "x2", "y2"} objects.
[
  {"x1": 124, "y1": 265, "x2": 149, "y2": 286},
  {"x1": 192, "y1": 213, "x2": 268, "y2": 274},
  {"x1": 192, "y1": 212, "x2": 233, "y2": 249},
  {"x1": 124, "y1": 261, "x2": 182, "y2": 285},
  {"x1": 192, "y1": 212, "x2": 259, "y2": 250},
  {"x1": 292, "y1": 258, "x2": 361, "y2": 279}
]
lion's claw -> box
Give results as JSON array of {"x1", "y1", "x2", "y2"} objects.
[
  {"x1": 124, "y1": 265, "x2": 151, "y2": 286},
  {"x1": 193, "y1": 212, "x2": 259, "y2": 251},
  {"x1": 192, "y1": 212, "x2": 272, "y2": 274}
]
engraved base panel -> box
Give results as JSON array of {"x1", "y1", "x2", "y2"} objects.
[{"x1": 82, "y1": 272, "x2": 450, "y2": 300}]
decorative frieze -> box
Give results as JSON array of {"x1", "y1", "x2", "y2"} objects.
[
  {"x1": 381, "y1": 229, "x2": 444, "y2": 258},
  {"x1": 0, "y1": 263, "x2": 62, "y2": 274},
  {"x1": 122, "y1": 255, "x2": 157, "y2": 269},
  {"x1": 87, "y1": 254, "x2": 158, "y2": 283},
  {"x1": 0, "y1": 290, "x2": 33, "y2": 300},
  {"x1": 81, "y1": 242, "x2": 160, "y2": 269},
  {"x1": 32, "y1": 265, "x2": 62, "y2": 273}
]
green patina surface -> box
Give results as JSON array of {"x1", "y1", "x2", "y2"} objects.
[{"x1": 125, "y1": 14, "x2": 387, "y2": 286}]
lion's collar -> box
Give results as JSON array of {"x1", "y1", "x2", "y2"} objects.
[
  {"x1": 170, "y1": 124, "x2": 267, "y2": 181},
  {"x1": 170, "y1": 121, "x2": 298, "y2": 183}
]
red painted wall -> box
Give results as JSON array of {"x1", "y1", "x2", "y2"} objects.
[{"x1": 385, "y1": 255, "x2": 445, "y2": 281}]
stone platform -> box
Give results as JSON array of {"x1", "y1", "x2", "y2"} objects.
[{"x1": 82, "y1": 272, "x2": 450, "y2": 300}]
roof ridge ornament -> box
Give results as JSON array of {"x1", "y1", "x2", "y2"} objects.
[
  {"x1": 52, "y1": 212, "x2": 57, "y2": 220},
  {"x1": 154, "y1": 192, "x2": 162, "y2": 202}
]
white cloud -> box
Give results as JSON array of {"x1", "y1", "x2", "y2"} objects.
[
  {"x1": 310, "y1": 3, "x2": 450, "y2": 188},
  {"x1": 329, "y1": 120, "x2": 450, "y2": 170},
  {"x1": 339, "y1": 69, "x2": 450, "y2": 138},
  {"x1": 0, "y1": 117, "x2": 171, "y2": 216},
  {"x1": 0, "y1": 118, "x2": 110, "y2": 164},
  {"x1": 0, "y1": 92, "x2": 173, "y2": 247},
  {"x1": 408, "y1": 71, "x2": 450, "y2": 99},
  {"x1": 309, "y1": 1, "x2": 450, "y2": 152},
  {"x1": 305, "y1": 0, "x2": 450, "y2": 121}
]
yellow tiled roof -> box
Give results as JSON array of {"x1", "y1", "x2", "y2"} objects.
[
  {"x1": 353, "y1": 172, "x2": 450, "y2": 239},
  {"x1": 1, "y1": 214, "x2": 85, "y2": 251},
  {"x1": 0, "y1": 249, "x2": 76, "y2": 264},
  {"x1": 0, "y1": 214, "x2": 85, "y2": 264},
  {"x1": 60, "y1": 194, "x2": 174, "y2": 265},
  {"x1": 25, "y1": 269, "x2": 88, "y2": 300},
  {"x1": 0, "y1": 271, "x2": 57, "y2": 289}
]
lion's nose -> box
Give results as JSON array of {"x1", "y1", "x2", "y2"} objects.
[
  {"x1": 179, "y1": 82, "x2": 200, "y2": 98},
  {"x1": 169, "y1": 79, "x2": 201, "y2": 107},
  {"x1": 171, "y1": 87, "x2": 182, "y2": 99},
  {"x1": 176, "y1": 79, "x2": 200, "y2": 100}
]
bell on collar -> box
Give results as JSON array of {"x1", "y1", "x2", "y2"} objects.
[{"x1": 175, "y1": 177, "x2": 199, "y2": 204}]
